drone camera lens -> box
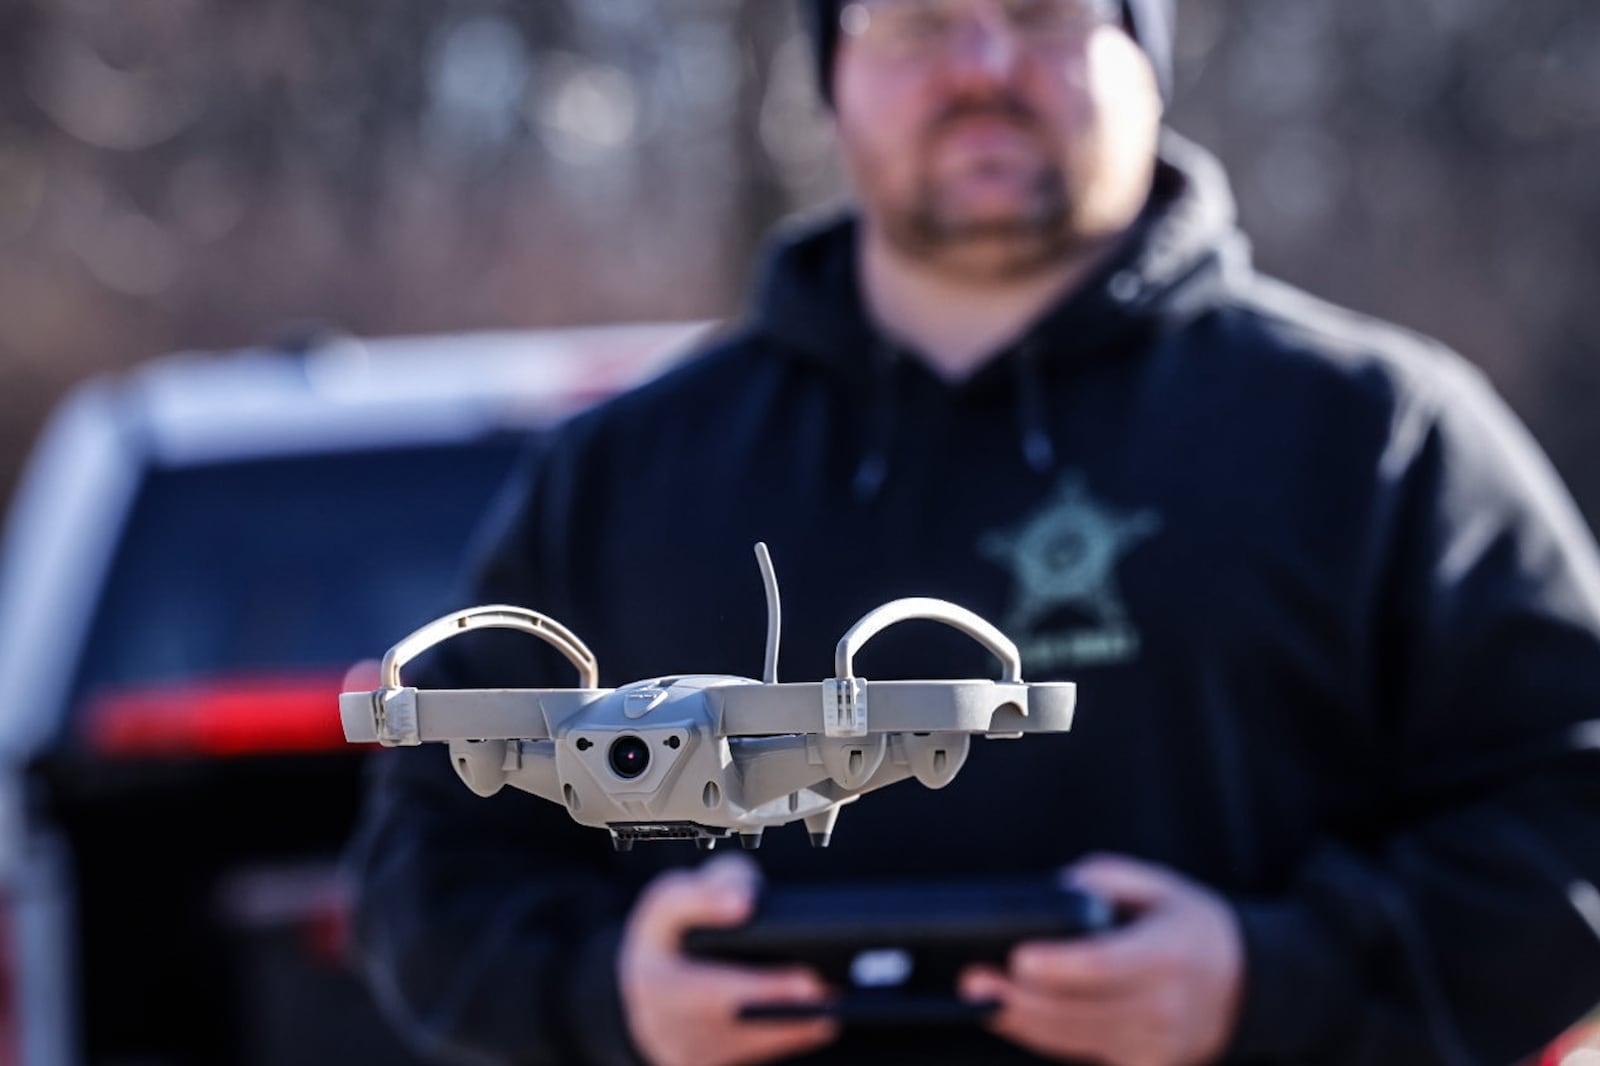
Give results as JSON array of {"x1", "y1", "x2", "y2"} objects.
[{"x1": 608, "y1": 735, "x2": 651, "y2": 780}]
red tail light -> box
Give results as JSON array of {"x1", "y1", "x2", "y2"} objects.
[
  {"x1": 0, "y1": 896, "x2": 19, "y2": 1066},
  {"x1": 1541, "y1": 1015, "x2": 1600, "y2": 1066},
  {"x1": 81, "y1": 675, "x2": 358, "y2": 758}
]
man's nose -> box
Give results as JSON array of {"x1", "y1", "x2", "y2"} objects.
[{"x1": 944, "y1": 14, "x2": 1025, "y2": 82}]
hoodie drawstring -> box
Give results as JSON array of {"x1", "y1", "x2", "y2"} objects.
[
  {"x1": 854, "y1": 340, "x2": 1058, "y2": 500},
  {"x1": 852, "y1": 342, "x2": 897, "y2": 503},
  {"x1": 1014, "y1": 342, "x2": 1056, "y2": 473}
]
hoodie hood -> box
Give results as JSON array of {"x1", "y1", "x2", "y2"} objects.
[
  {"x1": 747, "y1": 131, "x2": 1253, "y2": 499},
  {"x1": 751, "y1": 130, "x2": 1252, "y2": 380}
]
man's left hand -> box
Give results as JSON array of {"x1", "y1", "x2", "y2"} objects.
[{"x1": 959, "y1": 855, "x2": 1244, "y2": 1066}]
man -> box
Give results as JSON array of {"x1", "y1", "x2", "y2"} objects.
[{"x1": 345, "y1": 1, "x2": 1600, "y2": 1063}]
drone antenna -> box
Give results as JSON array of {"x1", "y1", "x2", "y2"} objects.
[{"x1": 754, "y1": 542, "x2": 781, "y2": 683}]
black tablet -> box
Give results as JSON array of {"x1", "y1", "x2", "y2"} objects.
[{"x1": 684, "y1": 878, "x2": 1114, "y2": 1024}]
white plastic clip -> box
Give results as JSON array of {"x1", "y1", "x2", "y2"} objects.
[
  {"x1": 376, "y1": 688, "x2": 421, "y2": 747},
  {"x1": 821, "y1": 678, "x2": 869, "y2": 738}
]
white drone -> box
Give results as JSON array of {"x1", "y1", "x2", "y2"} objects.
[{"x1": 340, "y1": 545, "x2": 1076, "y2": 851}]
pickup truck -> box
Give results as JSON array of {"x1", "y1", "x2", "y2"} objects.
[{"x1": 0, "y1": 323, "x2": 704, "y2": 1066}]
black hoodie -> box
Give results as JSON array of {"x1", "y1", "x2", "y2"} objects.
[{"x1": 346, "y1": 134, "x2": 1600, "y2": 1065}]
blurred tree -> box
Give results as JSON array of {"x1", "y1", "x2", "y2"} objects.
[
  {"x1": 0, "y1": 0, "x2": 1595, "y2": 526},
  {"x1": 1171, "y1": 0, "x2": 1600, "y2": 502}
]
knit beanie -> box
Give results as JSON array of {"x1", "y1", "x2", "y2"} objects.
[{"x1": 802, "y1": 0, "x2": 1175, "y2": 104}]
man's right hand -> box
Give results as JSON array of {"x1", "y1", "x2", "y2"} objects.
[{"x1": 619, "y1": 854, "x2": 839, "y2": 1066}]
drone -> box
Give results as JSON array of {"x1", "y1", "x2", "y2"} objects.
[{"x1": 340, "y1": 545, "x2": 1076, "y2": 851}]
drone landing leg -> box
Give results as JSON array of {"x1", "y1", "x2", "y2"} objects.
[{"x1": 803, "y1": 805, "x2": 840, "y2": 848}]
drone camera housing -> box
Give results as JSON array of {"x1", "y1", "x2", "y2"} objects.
[{"x1": 607, "y1": 734, "x2": 651, "y2": 779}]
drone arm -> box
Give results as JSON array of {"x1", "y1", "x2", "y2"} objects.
[
  {"x1": 340, "y1": 689, "x2": 600, "y2": 745},
  {"x1": 711, "y1": 681, "x2": 1073, "y2": 737}
]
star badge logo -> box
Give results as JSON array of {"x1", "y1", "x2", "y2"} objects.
[{"x1": 979, "y1": 473, "x2": 1161, "y2": 671}]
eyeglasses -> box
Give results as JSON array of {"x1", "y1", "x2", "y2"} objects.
[{"x1": 839, "y1": 0, "x2": 1119, "y2": 61}]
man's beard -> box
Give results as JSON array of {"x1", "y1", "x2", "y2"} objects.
[
  {"x1": 893, "y1": 168, "x2": 1076, "y2": 280},
  {"x1": 879, "y1": 95, "x2": 1088, "y2": 282}
]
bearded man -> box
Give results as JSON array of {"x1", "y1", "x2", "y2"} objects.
[{"x1": 347, "y1": 2, "x2": 1600, "y2": 1063}]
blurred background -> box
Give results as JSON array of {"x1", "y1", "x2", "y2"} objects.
[
  {"x1": 0, "y1": 0, "x2": 1597, "y2": 513},
  {"x1": 0, "y1": 1, "x2": 1596, "y2": 1064}
]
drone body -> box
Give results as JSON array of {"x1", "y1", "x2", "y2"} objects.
[{"x1": 340, "y1": 546, "x2": 1076, "y2": 850}]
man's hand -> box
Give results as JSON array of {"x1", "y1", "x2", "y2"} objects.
[
  {"x1": 959, "y1": 855, "x2": 1244, "y2": 1066},
  {"x1": 619, "y1": 855, "x2": 839, "y2": 1066}
]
